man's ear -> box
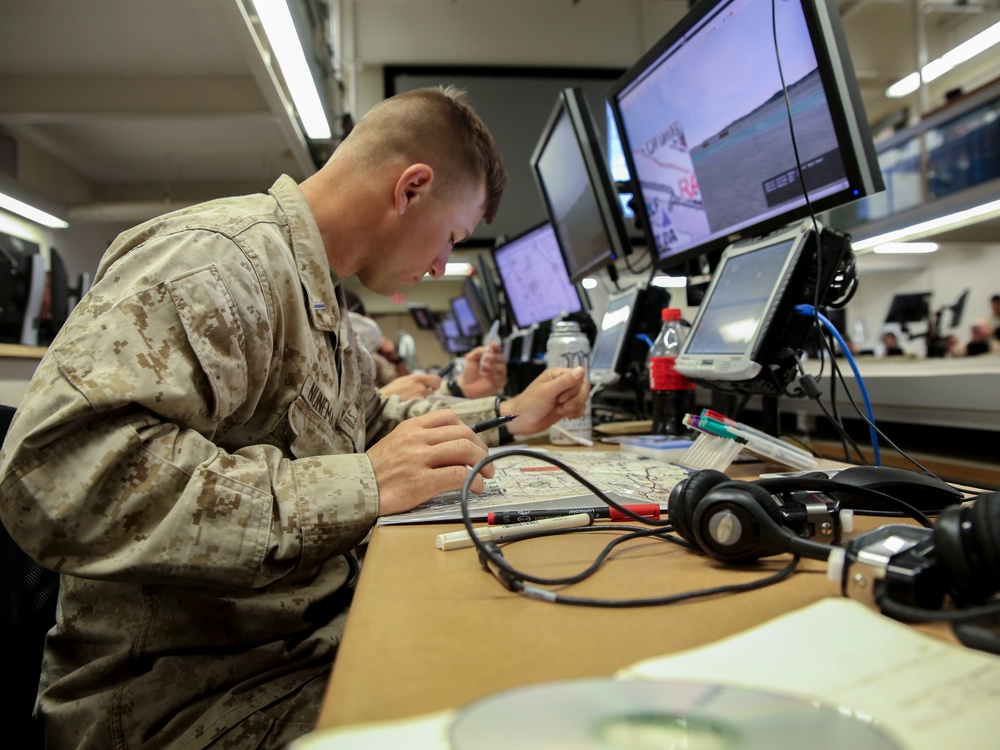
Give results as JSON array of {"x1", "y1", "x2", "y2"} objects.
[{"x1": 394, "y1": 164, "x2": 434, "y2": 215}]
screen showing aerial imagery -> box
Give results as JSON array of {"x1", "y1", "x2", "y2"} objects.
[{"x1": 614, "y1": 0, "x2": 847, "y2": 262}]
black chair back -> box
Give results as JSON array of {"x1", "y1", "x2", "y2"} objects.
[{"x1": 0, "y1": 404, "x2": 59, "y2": 746}]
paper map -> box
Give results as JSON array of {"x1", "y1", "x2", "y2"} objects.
[{"x1": 379, "y1": 450, "x2": 691, "y2": 525}]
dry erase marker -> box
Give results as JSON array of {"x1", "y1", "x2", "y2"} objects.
[
  {"x1": 469, "y1": 413, "x2": 518, "y2": 434},
  {"x1": 487, "y1": 504, "x2": 661, "y2": 525},
  {"x1": 435, "y1": 513, "x2": 592, "y2": 551}
]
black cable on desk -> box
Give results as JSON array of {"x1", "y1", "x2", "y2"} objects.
[{"x1": 459, "y1": 449, "x2": 804, "y2": 607}]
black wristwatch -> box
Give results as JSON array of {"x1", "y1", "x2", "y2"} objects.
[{"x1": 447, "y1": 379, "x2": 464, "y2": 397}]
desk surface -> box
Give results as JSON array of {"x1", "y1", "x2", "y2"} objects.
[{"x1": 317, "y1": 449, "x2": 955, "y2": 730}]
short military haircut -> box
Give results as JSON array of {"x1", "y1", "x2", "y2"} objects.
[{"x1": 341, "y1": 86, "x2": 508, "y2": 224}]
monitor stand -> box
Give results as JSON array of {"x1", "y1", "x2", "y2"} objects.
[{"x1": 761, "y1": 395, "x2": 781, "y2": 438}]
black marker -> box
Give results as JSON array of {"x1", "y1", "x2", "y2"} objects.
[{"x1": 469, "y1": 414, "x2": 518, "y2": 434}]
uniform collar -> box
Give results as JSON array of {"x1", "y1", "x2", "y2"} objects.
[{"x1": 269, "y1": 174, "x2": 340, "y2": 332}]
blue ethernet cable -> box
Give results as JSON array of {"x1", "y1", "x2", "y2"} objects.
[{"x1": 794, "y1": 304, "x2": 881, "y2": 465}]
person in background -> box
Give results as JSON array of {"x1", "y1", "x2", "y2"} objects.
[
  {"x1": 881, "y1": 330, "x2": 904, "y2": 356},
  {"x1": 989, "y1": 293, "x2": 1000, "y2": 340},
  {"x1": 0, "y1": 86, "x2": 587, "y2": 749},
  {"x1": 344, "y1": 289, "x2": 506, "y2": 400},
  {"x1": 961, "y1": 319, "x2": 998, "y2": 356}
]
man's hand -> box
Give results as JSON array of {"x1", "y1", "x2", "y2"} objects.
[
  {"x1": 499, "y1": 366, "x2": 588, "y2": 436},
  {"x1": 367, "y1": 410, "x2": 495, "y2": 516},
  {"x1": 380, "y1": 373, "x2": 442, "y2": 400},
  {"x1": 456, "y1": 342, "x2": 507, "y2": 398}
]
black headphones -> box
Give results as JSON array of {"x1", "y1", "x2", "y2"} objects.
[
  {"x1": 933, "y1": 494, "x2": 1000, "y2": 605},
  {"x1": 667, "y1": 469, "x2": 930, "y2": 565},
  {"x1": 670, "y1": 469, "x2": 1000, "y2": 651}
]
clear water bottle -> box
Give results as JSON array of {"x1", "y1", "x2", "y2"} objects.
[
  {"x1": 546, "y1": 320, "x2": 592, "y2": 445},
  {"x1": 648, "y1": 308, "x2": 696, "y2": 435}
]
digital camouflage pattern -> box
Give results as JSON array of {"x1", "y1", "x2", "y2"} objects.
[{"x1": 0, "y1": 175, "x2": 497, "y2": 749}]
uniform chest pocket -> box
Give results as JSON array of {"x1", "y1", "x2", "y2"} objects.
[{"x1": 287, "y1": 396, "x2": 361, "y2": 457}]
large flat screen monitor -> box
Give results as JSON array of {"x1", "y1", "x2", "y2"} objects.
[
  {"x1": 530, "y1": 87, "x2": 633, "y2": 283},
  {"x1": 492, "y1": 222, "x2": 584, "y2": 330},
  {"x1": 607, "y1": 0, "x2": 884, "y2": 273},
  {"x1": 675, "y1": 219, "x2": 849, "y2": 392}
]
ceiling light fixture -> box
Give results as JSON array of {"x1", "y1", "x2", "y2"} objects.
[
  {"x1": 0, "y1": 174, "x2": 69, "y2": 229},
  {"x1": 852, "y1": 197, "x2": 1000, "y2": 251},
  {"x1": 251, "y1": 0, "x2": 332, "y2": 139},
  {"x1": 886, "y1": 20, "x2": 1000, "y2": 98},
  {"x1": 873, "y1": 241, "x2": 939, "y2": 254},
  {"x1": 424, "y1": 263, "x2": 474, "y2": 279}
]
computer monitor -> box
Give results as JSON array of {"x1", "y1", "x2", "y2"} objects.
[
  {"x1": 884, "y1": 292, "x2": 932, "y2": 329},
  {"x1": 943, "y1": 289, "x2": 969, "y2": 330},
  {"x1": 408, "y1": 304, "x2": 437, "y2": 331},
  {"x1": 530, "y1": 87, "x2": 633, "y2": 283},
  {"x1": 675, "y1": 219, "x2": 851, "y2": 393},
  {"x1": 607, "y1": 0, "x2": 884, "y2": 273},
  {"x1": 40, "y1": 246, "x2": 70, "y2": 344},
  {"x1": 473, "y1": 252, "x2": 502, "y2": 323},
  {"x1": 450, "y1": 294, "x2": 482, "y2": 339},
  {"x1": 492, "y1": 222, "x2": 584, "y2": 330},
  {"x1": 461, "y1": 275, "x2": 493, "y2": 330},
  {"x1": 437, "y1": 316, "x2": 471, "y2": 355},
  {"x1": 589, "y1": 286, "x2": 642, "y2": 387},
  {"x1": 0, "y1": 231, "x2": 43, "y2": 345}
]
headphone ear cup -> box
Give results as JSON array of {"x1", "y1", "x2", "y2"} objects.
[
  {"x1": 668, "y1": 470, "x2": 731, "y2": 545},
  {"x1": 691, "y1": 481, "x2": 792, "y2": 564},
  {"x1": 968, "y1": 492, "x2": 1000, "y2": 592},
  {"x1": 936, "y1": 492, "x2": 1000, "y2": 603}
]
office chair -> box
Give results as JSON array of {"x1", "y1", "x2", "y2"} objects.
[{"x1": 0, "y1": 404, "x2": 59, "y2": 746}]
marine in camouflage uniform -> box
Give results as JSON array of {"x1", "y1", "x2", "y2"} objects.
[
  {"x1": 0, "y1": 86, "x2": 590, "y2": 749},
  {"x1": 0, "y1": 174, "x2": 502, "y2": 748}
]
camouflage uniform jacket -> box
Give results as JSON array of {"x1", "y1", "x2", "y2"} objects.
[{"x1": 0, "y1": 175, "x2": 498, "y2": 748}]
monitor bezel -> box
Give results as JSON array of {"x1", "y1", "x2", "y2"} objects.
[
  {"x1": 530, "y1": 87, "x2": 633, "y2": 284},
  {"x1": 607, "y1": 0, "x2": 884, "y2": 274},
  {"x1": 491, "y1": 221, "x2": 584, "y2": 330}
]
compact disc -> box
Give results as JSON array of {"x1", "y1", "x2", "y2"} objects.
[{"x1": 449, "y1": 678, "x2": 902, "y2": 750}]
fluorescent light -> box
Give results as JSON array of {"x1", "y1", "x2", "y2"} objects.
[
  {"x1": 873, "y1": 242, "x2": 939, "y2": 254},
  {"x1": 445, "y1": 262, "x2": 472, "y2": 276},
  {"x1": 887, "y1": 20, "x2": 1000, "y2": 98},
  {"x1": 852, "y1": 197, "x2": 1000, "y2": 250},
  {"x1": 0, "y1": 190, "x2": 68, "y2": 229},
  {"x1": 251, "y1": 0, "x2": 332, "y2": 139},
  {"x1": 581, "y1": 277, "x2": 598, "y2": 289},
  {"x1": 424, "y1": 262, "x2": 473, "y2": 279},
  {"x1": 650, "y1": 275, "x2": 688, "y2": 288}
]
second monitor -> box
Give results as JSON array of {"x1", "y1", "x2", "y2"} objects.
[{"x1": 530, "y1": 86, "x2": 633, "y2": 284}]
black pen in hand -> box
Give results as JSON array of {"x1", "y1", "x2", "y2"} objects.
[{"x1": 469, "y1": 414, "x2": 518, "y2": 434}]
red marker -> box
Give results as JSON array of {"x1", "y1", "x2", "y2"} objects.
[{"x1": 487, "y1": 504, "x2": 661, "y2": 525}]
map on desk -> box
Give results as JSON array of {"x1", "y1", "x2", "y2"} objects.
[{"x1": 378, "y1": 450, "x2": 692, "y2": 525}]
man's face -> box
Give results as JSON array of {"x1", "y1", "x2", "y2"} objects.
[{"x1": 360, "y1": 181, "x2": 486, "y2": 295}]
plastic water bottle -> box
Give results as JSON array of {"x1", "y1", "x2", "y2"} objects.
[
  {"x1": 546, "y1": 320, "x2": 592, "y2": 444},
  {"x1": 648, "y1": 308, "x2": 696, "y2": 435}
]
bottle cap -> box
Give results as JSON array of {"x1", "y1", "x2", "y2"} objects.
[{"x1": 661, "y1": 308, "x2": 682, "y2": 321}]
